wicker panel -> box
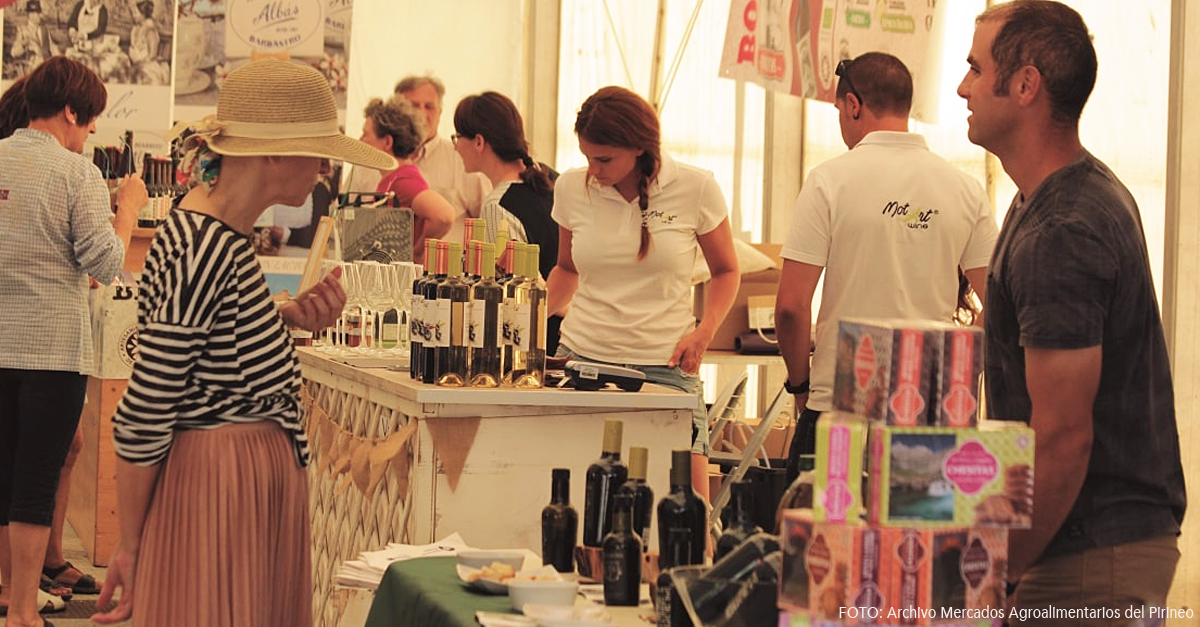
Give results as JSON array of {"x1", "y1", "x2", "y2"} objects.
[{"x1": 304, "y1": 378, "x2": 415, "y2": 627}]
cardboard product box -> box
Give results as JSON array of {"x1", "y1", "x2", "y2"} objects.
[
  {"x1": 695, "y1": 243, "x2": 782, "y2": 351},
  {"x1": 935, "y1": 327, "x2": 984, "y2": 427},
  {"x1": 812, "y1": 412, "x2": 868, "y2": 523},
  {"x1": 834, "y1": 319, "x2": 941, "y2": 425},
  {"x1": 876, "y1": 527, "x2": 1009, "y2": 626},
  {"x1": 779, "y1": 513, "x2": 880, "y2": 620},
  {"x1": 90, "y1": 275, "x2": 140, "y2": 379},
  {"x1": 868, "y1": 423, "x2": 1034, "y2": 528}
]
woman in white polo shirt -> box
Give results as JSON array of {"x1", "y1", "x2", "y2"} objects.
[{"x1": 547, "y1": 86, "x2": 739, "y2": 496}]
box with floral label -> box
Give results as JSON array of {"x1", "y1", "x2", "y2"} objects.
[
  {"x1": 833, "y1": 319, "x2": 983, "y2": 427},
  {"x1": 780, "y1": 512, "x2": 1008, "y2": 625},
  {"x1": 812, "y1": 413, "x2": 869, "y2": 523},
  {"x1": 867, "y1": 422, "x2": 1034, "y2": 528}
]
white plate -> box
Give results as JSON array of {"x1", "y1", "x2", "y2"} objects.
[{"x1": 455, "y1": 563, "x2": 509, "y2": 594}]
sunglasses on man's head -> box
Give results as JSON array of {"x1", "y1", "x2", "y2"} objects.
[{"x1": 836, "y1": 59, "x2": 862, "y2": 105}]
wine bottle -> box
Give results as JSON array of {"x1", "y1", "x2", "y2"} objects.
[
  {"x1": 155, "y1": 159, "x2": 170, "y2": 222},
  {"x1": 410, "y1": 239, "x2": 437, "y2": 380},
  {"x1": 514, "y1": 243, "x2": 547, "y2": 388},
  {"x1": 420, "y1": 241, "x2": 449, "y2": 384},
  {"x1": 138, "y1": 154, "x2": 156, "y2": 227},
  {"x1": 541, "y1": 468, "x2": 578, "y2": 573},
  {"x1": 602, "y1": 493, "x2": 642, "y2": 607},
  {"x1": 463, "y1": 239, "x2": 479, "y2": 289},
  {"x1": 656, "y1": 450, "x2": 706, "y2": 568},
  {"x1": 435, "y1": 241, "x2": 469, "y2": 386},
  {"x1": 715, "y1": 481, "x2": 762, "y2": 561},
  {"x1": 468, "y1": 242, "x2": 504, "y2": 387},
  {"x1": 462, "y1": 217, "x2": 479, "y2": 248},
  {"x1": 616, "y1": 446, "x2": 653, "y2": 552},
  {"x1": 583, "y1": 419, "x2": 628, "y2": 547},
  {"x1": 502, "y1": 243, "x2": 529, "y2": 384},
  {"x1": 655, "y1": 527, "x2": 692, "y2": 627}
]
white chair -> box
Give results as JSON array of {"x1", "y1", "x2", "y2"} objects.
[
  {"x1": 706, "y1": 372, "x2": 748, "y2": 452},
  {"x1": 710, "y1": 383, "x2": 793, "y2": 539}
]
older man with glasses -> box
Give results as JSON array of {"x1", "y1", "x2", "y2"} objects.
[{"x1": 775, "y1": 52, "x2": 999, "y2": 484}]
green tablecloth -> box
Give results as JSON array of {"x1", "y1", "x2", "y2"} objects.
[{"x1": 364, "y1": 556, "x2": 516, "y2": 627}]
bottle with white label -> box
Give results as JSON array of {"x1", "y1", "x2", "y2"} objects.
[
  {"x1": 420, "y1": 241, "x2": 449, "y2": 384},
  {"x1": 410, "y1": 239, "x2": 437, "y2": 380},
  {"x1": 514, "y1": 243, "x2": 546, "y2": 389},
  {"x1": 501, "y1": 242, "x2": 527, "y2": 383},
  {"x1": 504, "y1": 244, "x2": 532, "y2": 385},
  {"x1": 434, "y1": 242, "x2": 469, "y2": 386},
  {"x1": 468, "y1": 242, "x2": 503, "y2": 387}
]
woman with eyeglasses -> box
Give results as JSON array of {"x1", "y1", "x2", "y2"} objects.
[
  {"x1": 547, "y1": 86, "x2": 740, "y2": 498},
  {"x1": 451, "y1": 91, "x2": 558, "y2": 280},
  {"x1": 360, "y1": 97, "x2": 454, "y2": 262}
]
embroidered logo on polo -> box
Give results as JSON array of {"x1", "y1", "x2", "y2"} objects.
[
  {"x1": 641, "y1": 209, "x2": 679, "y2": 225},
  {"x1": 881, "y1": 200, "x2": 939, "y2": 230}
]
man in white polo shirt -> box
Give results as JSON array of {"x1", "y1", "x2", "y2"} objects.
[{"x1": 775, "y1": 52, "x2": 998, "y2": 485}]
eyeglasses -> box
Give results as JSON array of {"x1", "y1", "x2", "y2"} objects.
[
  {"x1": 451, "y1": 133, "x2": 475, "y2": 143},
  {"x1": 835, "y1": 59, "x2": 862, "y2": 105}
]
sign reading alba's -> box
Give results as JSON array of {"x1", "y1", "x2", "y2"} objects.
[{"x1": 227, "y1": 0, "x2": 325, "y2": 58}]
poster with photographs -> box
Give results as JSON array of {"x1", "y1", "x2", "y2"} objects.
[
  {"x1": 174, "y1": 0, "x2": 351, "y2": 121},
  {"x1": 1, "y1": 0, "x2": 175, "y2": 152}
]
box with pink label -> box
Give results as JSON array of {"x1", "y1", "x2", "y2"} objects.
[
  {"x1": 779, "y1": 511, "x2": 1008, "y2": 625},
  {"x1": 867, "y1": 422, "x2": 1034, "y2": 528},
  {"x1": 833, "y1": 318, "x2": 940, "y2": 426},
  {"x1": 812, "y1": 413, "x2": 869, "y2": 523},
  {"x1": 832, "y1": 319, "x2": 983, "y2": 427}
]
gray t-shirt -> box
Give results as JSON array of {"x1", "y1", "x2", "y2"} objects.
[{"x1": 985, "y1": 151, "x2": 1184, "y2": 560}]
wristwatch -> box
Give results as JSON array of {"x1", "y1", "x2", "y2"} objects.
[{"x1": 784, "y1": 379, "x2": 810, "y2": 395}]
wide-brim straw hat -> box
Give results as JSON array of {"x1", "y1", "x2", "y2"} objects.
[{"x1": 200, "y1": 58, "x2": 396, "y2": 171}]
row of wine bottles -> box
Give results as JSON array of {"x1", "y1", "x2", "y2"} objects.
[
  {"x1": 138, "y1": 154, "x2": 184, "y2": 228},
  {"x1": 408, "y1": 229, "x2": 548, "y2": 388}
]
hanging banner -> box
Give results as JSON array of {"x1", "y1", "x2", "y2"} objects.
[
  {"x1": 1, "y1": 0, "x2": 176, "y2": 152},
  {"x1": 719, "y1": 0, "x2": 948, "y2": 122},
  {"x1": 175, "y1": 0, "x2": 351, "y2": 120}
]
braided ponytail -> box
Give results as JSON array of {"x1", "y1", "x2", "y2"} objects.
[{"x1": 636, "y1": 158, "x2": 653, "y2": 260}]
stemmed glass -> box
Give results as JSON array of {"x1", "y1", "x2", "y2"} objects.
[
  {"x1": 356, "y1": 261, "x2": 391, "y2": 352},
  {"x1": 387, "y1": 262, "x2": 418, "y2": 356},
  {"x1": 339, "y1": 262, "x2": 368, "y2": 352}
]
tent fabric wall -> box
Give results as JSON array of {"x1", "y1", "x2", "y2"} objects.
[{"x1": 345, "y1": 0, "x2": 524, "y2": 147}]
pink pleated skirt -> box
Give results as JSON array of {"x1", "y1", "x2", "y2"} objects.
[{"x1": 132, "y1": 421, "x2": 312, "y2": 627}]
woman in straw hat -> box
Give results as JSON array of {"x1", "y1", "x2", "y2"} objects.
[{"x1": 92, "y1": 59, "x2": 396, "y2": 627}]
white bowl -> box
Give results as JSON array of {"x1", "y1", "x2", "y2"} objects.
[
  {"x1": 508, "y1": 579, "x2": 580, "y2": 611},
  {"x1": 457, "y1": 550, "x2": 526, "y2": 570}
]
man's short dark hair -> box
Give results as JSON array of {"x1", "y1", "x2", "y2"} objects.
[
  {"x1": 393, "y1": 75, "x2": 445, "y2": 105},
  {"x1": 836, "y1": 52, "x2": 912, "y2": 118},
  {"x1": 979, "y1": 0, "x2": 1096, "y2": 127},
  {"x1": 24, "y1": 56, "x2": 106, "y2": 124}
]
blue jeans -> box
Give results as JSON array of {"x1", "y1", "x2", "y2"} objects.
[{"x1": 556, "y1": 344, "x2": 709, "y2": 455}]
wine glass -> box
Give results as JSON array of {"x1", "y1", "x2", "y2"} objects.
[
  {"x1": 339, "y1": 262, "x2": 368, "y2": 352},
  {"x1": 389, "y1": 262, "x2": 418, "y2": 355}
]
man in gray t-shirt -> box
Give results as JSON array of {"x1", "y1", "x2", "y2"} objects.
[{"x1": 959, "y1": 2, "x2": 1183, "y2": 623}]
